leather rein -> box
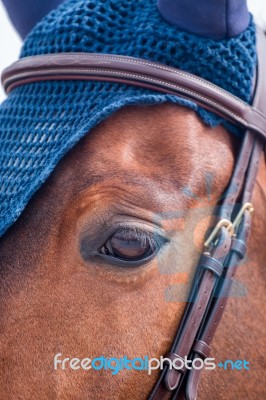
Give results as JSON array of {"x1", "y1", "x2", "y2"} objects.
[{"x1": 2, "y1": 25, "x2": 266, "y2": 400}]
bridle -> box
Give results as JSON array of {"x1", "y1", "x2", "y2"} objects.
[{"x1": 2, "y1": 25, "x2": 266, "y2": 400}]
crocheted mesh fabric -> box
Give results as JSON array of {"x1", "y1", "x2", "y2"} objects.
[{"x1": 0, "y1": 0, "x2": 257, "y2": 237}]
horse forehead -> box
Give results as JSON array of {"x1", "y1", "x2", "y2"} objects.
[
  {"x1": 69, "y1": 105, "x2": 207, "y2": 179},
  {"x1": 61, "y1": 104, "x2": 233, "y2": 197}
]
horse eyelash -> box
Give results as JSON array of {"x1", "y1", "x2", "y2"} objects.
[{"x1": 112, "y1": 226, "x2": 166, "y2": 250}]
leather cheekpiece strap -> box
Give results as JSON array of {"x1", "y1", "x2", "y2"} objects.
[{"x1": 149, "y1": 26, "x2": 266, "y2": 400}]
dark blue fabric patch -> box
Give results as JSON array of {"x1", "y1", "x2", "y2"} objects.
[
  {"x1": 157, "y1": 0, "x2": 250, "y2": 40},
  {"x1": 2, "y1": 0, "x2": 65, "y2": 38},
  {"x1": 3, "y1": 0, "x2": 250, "y2": 40}
]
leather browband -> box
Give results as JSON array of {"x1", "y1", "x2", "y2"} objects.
[
  {"x1": 1, "y1": 25, "x2": 266, "y2": 400},
  {"x1": 1, "y1": 30, "x2": 266, "y2": 142}
]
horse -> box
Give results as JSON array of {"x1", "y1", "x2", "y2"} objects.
[{"x1": 0, "y1": 1, "x2": 266, "y2": 399}]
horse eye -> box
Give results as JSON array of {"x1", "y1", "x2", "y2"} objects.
[{"x1": 98, "y1": 229, "x2": 162, "y2": 262}]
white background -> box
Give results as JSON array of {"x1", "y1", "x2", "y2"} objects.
[{"x1": 0, "y1": 0, "x2": 266, "y2": 102}]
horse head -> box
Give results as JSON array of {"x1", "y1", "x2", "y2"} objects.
[{"x1": 0, "y1": 1, "x2": 265, "y2": 399}]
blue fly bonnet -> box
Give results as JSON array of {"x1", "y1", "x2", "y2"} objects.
[{"x1": 0, "y1": 0, "x2": 257, "y2": 237}]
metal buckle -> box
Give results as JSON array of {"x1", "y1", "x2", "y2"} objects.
[
  {"x1": 232, "y1": 202, "x2": 254, "y2": 230},
  {"x1": 204, "y1": 219, "x2": 234, "y2": 248}
]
